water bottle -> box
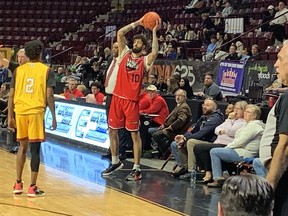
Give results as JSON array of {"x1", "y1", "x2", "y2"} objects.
[{"x1": 190, "y1": 169, "x2": 197, "y2": 186}]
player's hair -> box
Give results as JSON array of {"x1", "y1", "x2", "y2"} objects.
[
  {"x1": 24, "y1": 40, "x2": 44, "y2": 60},
  {"x1": 133, "y1": 34, "x2": 148, "y2": 47}
]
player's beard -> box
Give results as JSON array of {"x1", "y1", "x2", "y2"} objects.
[{"x1": 132, "y1": 47, "x2": 142, "y2": 54}]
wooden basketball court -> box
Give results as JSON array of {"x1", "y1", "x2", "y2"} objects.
[{"x1": 0, "y1": 149, "x2": 186, "y2": 216}]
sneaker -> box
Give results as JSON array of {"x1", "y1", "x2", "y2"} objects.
[
  {"x1": 27, "y1": 185, "x2": 45, "y2": 197},
  {"x1": 125, "y1": 169, "x2": 142, "y2": 181},
  {"x1": 179, "y1": 172, "x2": 192, "y2": 180},
  {"x1": 101, "y1": 161, "x2": 124, "y2": 176},
  {"x1": 13, "y1": 181, "x2": 23, "y2": 194}
]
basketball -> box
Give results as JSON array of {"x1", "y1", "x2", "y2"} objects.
[{"x1": 142, "y1": 12, "x2": 160, "y2": 31}]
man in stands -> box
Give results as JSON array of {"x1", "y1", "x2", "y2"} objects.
[
  {"x1": 152, "y1": 89, "x2": 192, "y2": 159},
  {"x1": 64, "y1": 78, "x2": 84, "y2": 100},
  {"x1": 171, "y1": 98, "x2": 224, "y2": 179},
  {"x1": 198, "y1": 72, "x2": 223, "y2": 101}
]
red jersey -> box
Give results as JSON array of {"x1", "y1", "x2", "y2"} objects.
[
  {"x1": 113, "y1": 52, "x2": 146, "y2": 101},
  {"x1": 64, "y1": 88, "x2": 84, "y2": 100}
]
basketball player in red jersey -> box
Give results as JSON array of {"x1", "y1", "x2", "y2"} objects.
[{"x1": 101, "y1": 17, "x2": 160, "y2": 180}]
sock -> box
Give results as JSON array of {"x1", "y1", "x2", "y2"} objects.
[
  {"x1": 16, "y1": 180, "x2": 22, "y2": 184},
  {"x1": 30, "y1": 184, "x2": 36, "y2": 187},
  {"x1": 133, "y1": 164, "x2": 140, "y2": 171},
  {"x1": 112, "y1": 156, "x2": 120, "y2": 164}
]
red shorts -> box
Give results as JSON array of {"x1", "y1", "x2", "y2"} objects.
[{"x1": 108, "y1": 96, "x2": 140, "y2": 131}]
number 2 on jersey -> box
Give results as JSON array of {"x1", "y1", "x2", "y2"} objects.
[{"x1": 25, "y1": 78, "x2": 34, "y2": 93}]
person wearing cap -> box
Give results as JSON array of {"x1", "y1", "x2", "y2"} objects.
[
  {"x1": 262, "y1": 5, "x2": 276, "y2": 32},
  {"x1": 140, "y1": 84, "x2": 169, "y2": 150}
]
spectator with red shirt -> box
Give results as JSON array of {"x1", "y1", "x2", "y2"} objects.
[
  {"x1": 140, "y1": 85, "x2": 169, "y2": 127},
  {"x1": 64, "y1": 78, "x2": 84, "y2": 100},
  {"x1": 86, "y1": 82, "x2": 105, "y2": 105}
]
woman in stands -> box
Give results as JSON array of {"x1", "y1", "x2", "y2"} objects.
[
  {"x1": 207, "y1": 104, "x2": 264, "y2": 187},
  {"x1": 166, "y1": 77, "x2": 179, "y2": 95},
  {"x1": 179, "y1": 77, "x2": 194, "y2": 99},
  {"x1": 193, "y1": 101, "x2": 247, "y2": 183}
]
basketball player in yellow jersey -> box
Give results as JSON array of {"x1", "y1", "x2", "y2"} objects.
[{"x1": 7, "y1": 40, "x2": 57, "y2": 197}]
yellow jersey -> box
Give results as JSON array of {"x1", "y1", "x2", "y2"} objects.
[{"x1": 14, "y1": 62, "x2": 49, "y2": 114}]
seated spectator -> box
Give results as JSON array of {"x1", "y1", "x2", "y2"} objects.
[
  {"x1": 209, "y1": 1, "x2": 223, "y2": 16},
  {"x1": 171, "y1": 98, "x2": 224, "y2": 179},
  {"x1": 198, "y1": 72, "x2": 223, "y2": 101},
  {"x1": 193, "y1": 101, "x2": 247, "y2": 183},
  {"x1": 268, "y1": 1, "x2": 288, "y2": 45},
  {"x1": 224, "y1": 103, "x2": 234, "y2": 117},
  {"x1": 86, "y1": 82, "x2": 104, "y2": 105},
  {"x1": 55, "y1": 66, "x2": 65, "y2": 82},
  {"x1": 214, "y1": 33, "x2": 233, "y2": 60},
  {"x1": 176, "y1": 46, "x2": 186, "y2": 60},
  {"x1": 208, "y1": 104, "x2": 264, "y2": 187},
  {"x1": 202, "y1": 35, "x2": 218, "y2": 61},
  {"x1": 152, "y1": 89, "x2": 192, "y2": 159},
  {"x1": 61, "y1": 68, "x2": 73, "y2": 83},
  {"x1": 163, "y1": 43, "x2": 177, "y2": 59},
  {"x1": 64, "y1": 78, "x2": 84, "y2": 100},
  {"x1": 179, "y1": 77, "x2": 194, "y2": 99},
  {"x1": 218, "y1": 174, "x2": 274, "y2": 216},
  {"x1": 166, "y1": 77, "x2": 180, "y2": 95},
  {"x1": 149, "y1": 74, "x2": 158, "y2": 86},
  {"x1": 213, "y1": 12, "x2": 225, "y2": 33},
  {"x1": 198, "y1": 13, "x2": 215, "y2": 44},
  {"x1": 224, "y1": 44, "x2": 241, "y2": 61},
  {"x1": 240, "y1": 48, "x2": 250, "y2": 61},
  {"x1": 248, "y1": 44, "x2": 262, "y2": 61},
  {"x1": 140, "y1": 85, "x2": 169, "y2": 128},
  {"x1": 221, "y1": 1, "x2": 233, "y2": 17},
  {"x1": 156, "y1": 76, "x2": 168, "y2": 93},
  {"x1": 265, "y1": 76, "x2": 288, "y2": 95},
  {"x1": 261, "y1": 5, "x2": 276, "y2": 32},
  {"x1": 184, "y1": 25, "x2": 197, "y2": 41}
]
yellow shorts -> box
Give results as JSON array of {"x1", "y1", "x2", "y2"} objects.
[{"x1": 15, "y1": 112, "x2": 45, "y2": 142}]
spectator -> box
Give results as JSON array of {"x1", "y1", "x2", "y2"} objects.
[
  {"x1": 213, "y1": 12, "x2": 225, "y2": 36},
  {"x1": 0, "y1": 83, "x2": 10, "y2": 114},
  {"x1": 149, "y1": 74, "x2": 158, "y2": 86},
  {"x1": 225, "y1": 44, "x2": 240, "y2": 60},
  {"x1": 179, "y1": 77, "x2": 194, "y2": 99},
  {"x1": 198, "y1": 72, "x2": 223, "y2": 101},
  {"x1": 0, "y1": 65, "x2": 8, "y2": 86},
  {"x1": 221, "y1": 1, "x2": 233, "y2": 17},
  {"x1": 163, "y1": 43, "x2": 177, "y2": 59},
  {"x1": 152, "y1": 89, "x2": 192, "y2": 159},
  {"x1": 184, "y1": 25, "x2": 197, "y2": 41},
  {"x1": 55, "y1": 67, "x2": 65, "y2": 82},
  {"x1": 208, "y1": 104, "x2": 264, "y2": 187},
  {"x1": 171, "y1": 98, "x2": 224, "y2": 179},
  {"x1": 249, "y1": 44, "x2": 262, "y2": 61},
  {"x1": 157, "y1": 76, "x2": 168, "y2": 93},
  {"x1": 218, "y1": 174, "x2": 274, "y2": 216},
  {"x1": 64, "y1": 78, "x2": 84, "y2": 100},
  {"x1": 176, "y1": 46, "x2": 186, "y2": 60},
  {"x1": 86, "y1": 82, "x2": 104, "y2": 105},
  {"x1": 166, "y1": 77, "x2": 180, "y2": 95},
  {"x1": 202, "y1": 35, "x2": 218, "y2": 61},
  {"x1": 77, "y1": 84, "x2": 87, "y2": 96},
  {"x1": 262, "y1": 5, "x2": 276, "y2": 32},
  {"x1": 140, "y1": 85, "x2": 169, "y2": 128}
]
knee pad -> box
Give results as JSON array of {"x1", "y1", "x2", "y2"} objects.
[{"x1": 30, "y1": 142, "x2": 41, "y2": 172}]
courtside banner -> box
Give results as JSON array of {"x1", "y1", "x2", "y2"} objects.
[{"x1": 217, "y1": 61, "x2": 245, "y2": 94}]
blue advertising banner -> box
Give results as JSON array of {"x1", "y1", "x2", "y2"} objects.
[{"x1": 217, "y1": 61, "x2": 246, "y2": 94}]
